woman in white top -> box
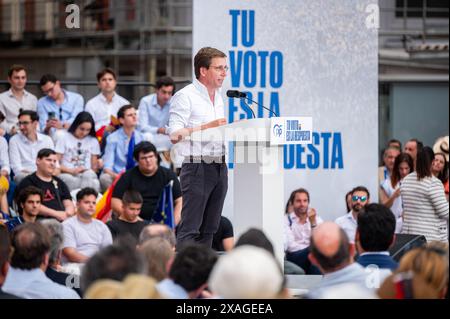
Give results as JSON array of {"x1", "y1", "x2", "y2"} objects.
[
  {"x1": 401, "y1": 147, "x2": 449, "y2": 242},
  {"x1": 380, "y1": 153, "x2": 414, "y2": 233},
  {"x1": 55, "y1": 112, "x2": 101, "y2": 192}
]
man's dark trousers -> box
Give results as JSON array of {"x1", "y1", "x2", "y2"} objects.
[{"x1": 176, "y1": 160, "x2": 228, "y2": 248}]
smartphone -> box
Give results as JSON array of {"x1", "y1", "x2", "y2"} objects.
[{"x1": 48, "y1": 111, "x2": 56, "y2": 120}]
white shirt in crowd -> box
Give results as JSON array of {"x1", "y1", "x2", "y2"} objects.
[
  {"x1": 8, "y1": 132, "x2": 54, "y2": 175},
  {"x1": 381, "y1": 178, "x2": 404, "y2": 233},
  {"x1": 0, "y1": 136, "x2": 10, "y2": 175},
  {"x1": 85, "y1": 92, "x2": 129, "y2": 131},
  {"x1": 55, "y1": 132, "x2": 100, "y2": 170},
  {"x1": 335, "y1": 211, "x2": 358, "y2": 243},
  {"x1": 284, "y1": 212, "x2": 324, "y2": 252},
  {"x1": 62, "y1": 216, "x2": 113, "y2": 262},
  {"x1": 167, "y1": 79, "x2": 226, "y2": 157},
  {"x1": 0, "y1": 89, "x2": 37, "y2": 132}
]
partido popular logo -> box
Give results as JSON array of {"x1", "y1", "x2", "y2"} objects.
[{"x1": 272, "y1": 124, "x2": 283, "y2": 138}]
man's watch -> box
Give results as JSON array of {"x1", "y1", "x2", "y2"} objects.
[{"x1": 311, "y1": 224, "x2": 317, "y2": 228}]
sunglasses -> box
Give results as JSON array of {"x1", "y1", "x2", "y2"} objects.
[{"x1": 352, "y1": 195, "x2": 367, "y2": 202}]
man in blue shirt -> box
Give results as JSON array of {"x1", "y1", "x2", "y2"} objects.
[
  {"x1": 138, "y1": 76, "x2": 174, "y2": 152},
  {"x1": 37, "y1": 74, "x2": 84, "y2": 142},
  {"x1": 99, "y1": 104, "x2": 144, "y2": 191},
  {"x1": 2, "y1": 223, "x2": 80, "y2": 299}
]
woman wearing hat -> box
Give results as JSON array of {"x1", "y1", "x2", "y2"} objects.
[{"x1": 432, "y1": 136, "x2": 449, "y2": 201}]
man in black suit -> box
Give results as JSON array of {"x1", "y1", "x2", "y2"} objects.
[{"x1": 356, "y1": 203, "x2": 398, "y2": 271}]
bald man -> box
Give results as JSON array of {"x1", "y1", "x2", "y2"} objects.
[
  {"x1": 138, "y1": 224, "x2": 176, "y2": 249},
  {"x1": 307, "y1": 222, "x2": 372, "y2": 298}
]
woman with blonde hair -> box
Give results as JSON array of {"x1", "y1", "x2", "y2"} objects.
[{"x1": 378, "y1": 243, "x2": 448, "y2": 299}]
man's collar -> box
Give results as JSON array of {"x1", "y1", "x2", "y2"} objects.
[
  {"x1": 100, "y1": 92, "x2": 116, "y2": 103},
  {"x1": 7, "y1": 88, "x2": 28, "y2": 97}
]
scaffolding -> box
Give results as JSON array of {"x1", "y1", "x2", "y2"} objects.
[{"x1": 0, "y1": 0, "x2": 193, "y2": 100}]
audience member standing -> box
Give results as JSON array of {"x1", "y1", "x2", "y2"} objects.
[
  {"x1": 431, "y1": 149, "x2": 449, "y2": 201},
  {"x1": 404, "y1": 138, "x2": 423, "y2": 169},
  {"x1": 380, "y1": 153, "x2": 414, "y2": 233},
  {"x1": 401, "y1": 147, "x2": 449, "y2": 242},
  {"x1": 378, "y1": 146, "x2": 400, "y2": 189}
]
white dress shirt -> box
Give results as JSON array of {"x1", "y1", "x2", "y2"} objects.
[
  {"x1": 8, "y1": 132, "x2": 54, "y2": 175},
  {"x1": 335, "y1": 211, "x2": 358, "y2": 243},
  {"x1": 0, "y1": 136, "x2": 10, "y2": 174},
  {"x1": 85, "y1": 92, "x2": 129, "y2": 131},
  {"x1": 167, "y1": 79, "x2": 225, "y2": 157},
  {"x1": 284, "y1": 212, "x2": 324, "y2": 252},
  {"x1": 0, "y1": 89, "x2": 37, "y2": 132}
]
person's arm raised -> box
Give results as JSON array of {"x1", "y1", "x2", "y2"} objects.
[{"x1": 169, "y1": 118, "x2": 227, "y2": 144}]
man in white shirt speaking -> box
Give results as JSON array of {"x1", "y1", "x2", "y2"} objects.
[{"x1": 168, "y1": 47, "x2": 228, "y2": 248}]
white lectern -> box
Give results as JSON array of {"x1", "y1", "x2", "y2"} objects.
[{"x1": 190, "y1": 117, "x2": 312, "y2": 265}]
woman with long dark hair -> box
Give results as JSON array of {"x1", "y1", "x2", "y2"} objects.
[
  {"x1": 55, "y1": 112, "x2": 101, "y2": 191},
  {"x1": 400, "y1": 147, "x2": 449, "y2": 242},
  {"x1": 432, "y1": 152, "x2": 449, "y2": 201},
  {"x1": 380, "y1": 153, "x2": 414, "y2": 233}
]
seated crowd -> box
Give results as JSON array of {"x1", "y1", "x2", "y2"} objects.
[{"x1": 0, "y1": 64, "x2": 448, "y2": 299}]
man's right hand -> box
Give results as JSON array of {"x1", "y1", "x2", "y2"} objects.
[
  {"x1": 55, "y1": 211, "x2": 69, "y2": 222},
  {"x1": 308, "y1": 208, "x2": 317, "y2": 225}
]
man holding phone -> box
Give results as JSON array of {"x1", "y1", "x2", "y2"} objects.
[{"x1": 37, "y1": 74, "x2": 84, "y2": 142}]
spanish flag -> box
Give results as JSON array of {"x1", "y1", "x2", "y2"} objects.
[{"x1": 94, "y1": 171, "x2": 124, "y2": 222}]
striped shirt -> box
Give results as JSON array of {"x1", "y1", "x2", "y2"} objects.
[{"x1": 400, "y1": 172, "x2": 449, "y2": 242}]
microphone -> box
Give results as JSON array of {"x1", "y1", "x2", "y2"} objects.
[
  {"x1": 226, "y1": 90, "x2": 247, "y2": 98},
  {"x1": 226, "y1": 90, "x2": 278, "y2": 118},
  {"x1": 226, "y1": 90, "x2": 255, "y2": 118}
]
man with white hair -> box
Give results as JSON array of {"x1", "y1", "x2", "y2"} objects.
[{"x1": 208, "y1": 246, "x2": 285, "y2": 299}]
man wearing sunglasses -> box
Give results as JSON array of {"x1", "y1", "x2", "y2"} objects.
[{"x1": 335, "y1": 186, "x2": 370, "y2": 244}]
